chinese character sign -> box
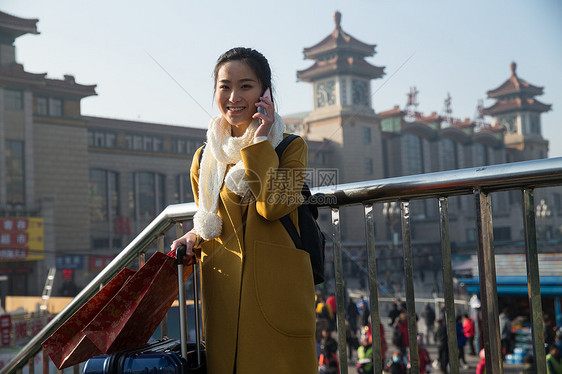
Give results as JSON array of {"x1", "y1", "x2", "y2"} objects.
[
  {"x1": 0, "y1": 217, "x2": 44, "y2": 261},
  {"x1": 0, "y1": 315, "x2": 11, "y2": 347}
]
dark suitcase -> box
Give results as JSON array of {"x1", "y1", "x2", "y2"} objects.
[{"x1": 82, "y1": 246, "x2": 205, "y2": 374}]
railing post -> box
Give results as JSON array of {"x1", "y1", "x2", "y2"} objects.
[
  {"x1": 331, "y1": 207, "x2": 348, "y2": 374},
  {"x1": 522, "y1": 188, "x2": 547, "y2": 373},
  {"x1": 400, "y1": 200, "x2": 419, "y2": 372},
  {"x1": 438, "y1": 197, "x2": 459, "y2": 373},
  {"x1": 364, "y1": 204, "x2": 383, "y2": 373},
  {"x1": 474, "y1": 189, "x2": 502, "y2": 374}
]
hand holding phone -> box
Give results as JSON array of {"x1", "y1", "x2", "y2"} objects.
[{"x1": 257, "y1": 88, "x2": 271, "y2": 117}]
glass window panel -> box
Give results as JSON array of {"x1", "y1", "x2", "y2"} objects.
[
  {"x1": 89, "y1": 169, "x2": 107, "y2": 222},
  {"x1": 175, "y1": 174, "x2": 193, "y2": 203},
  {"x1": 108, "y1": 171, "x2": 119, "y2": 218},
  {"x1": 36, "y1": 97, "x2": 48, "y2": 115},
  {"x1": 442, "y1": 138, "x2": 458, "y2": 170},
  {"x1": 51, "y1": 99, "x2": 62, "y2": 116},
  {"x1": 106, "y1": 133, "x2": 116, "y2": 148},
  {"x1": 138, "y1": 172, "x2": 156, "y2": 220},
  {"x1": 6, "y1": 140, "x2": 25, "y2": 205},
  {"x1": 404, "y1": 133, "x2": 423, "y2": 175},
  {"x1": 5, "y1": 90, "x2": 23, "y2": 110},
  {"x1": 475, "y1": 143, "x2": 488, "y2": 166}
]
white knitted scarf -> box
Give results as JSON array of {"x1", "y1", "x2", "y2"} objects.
[{"x1": 193, "y1": 112, "x2": 285, "y2": 240}]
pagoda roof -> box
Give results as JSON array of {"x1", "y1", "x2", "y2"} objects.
[
  {"x1": 0, "y1": 63, "x2": 46, "y2": 85},
  {"x1": 302, "y1": 12, "x2": 377, "y2": 59},
  {"x1": 297, "y1": 54, "x2": 384, "y2": 82},
  {"x1": 297, "y1": 12, "x2": 385, "y2": 82},
  {"x1": 0, "y1": 63, "x2": 96, "y2": 98},
  {"x1": 487, "y1": 62, "x2": 545, "y2": 99},
  {"x1": 42, "y1": 75, "x2": 97, "y2": 98},
  {"x1": 0, "y1": 11, "x2": 39, "y2": 39},
  {"x1": 482, "y1": 97, "x2": 552, "y2": 116}
]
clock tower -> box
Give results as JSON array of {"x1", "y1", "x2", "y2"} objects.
[
  {"x1": 297, "y1": 11, "x2": 385, "y2": 242},
  {"x1": 483, "y1": 62, "x2": 551, "y2": 161},
  {"x1": 297, "y1": 11, "x2": 385, "y2": 118}
]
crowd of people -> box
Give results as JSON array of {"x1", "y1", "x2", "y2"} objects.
[{"x1": 314, "y1": 291, "x2": 562, "y2": 374}]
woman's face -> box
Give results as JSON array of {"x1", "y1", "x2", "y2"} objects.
[{"x1": 215, "y1": 60, "x2": 262, "y2": 137}]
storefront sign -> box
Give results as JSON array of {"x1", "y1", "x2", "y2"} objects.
[
  {"x1": 89, "y1": 256, "x2": 114, "y2": 271},
  {"x1": 55, "y1": 255, "x2": 84, "y2": 270},
  {"x1": 0, "y1": 315, "x2": 11, "y2": 347},
  {"x1": 0, "y1": 218, "x2": 44, "y2": 261}
]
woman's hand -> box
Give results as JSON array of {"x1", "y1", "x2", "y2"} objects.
[
  {"x1": 253, "y1": 93, "x2": 275, "y2": 138},
  {"x1": 170, "y1": 231, "x2": 197, "y2": 260}
]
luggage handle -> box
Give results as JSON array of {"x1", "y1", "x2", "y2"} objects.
[{"x1": 176, "y1": 245, "x2": 202, "y2": 366}]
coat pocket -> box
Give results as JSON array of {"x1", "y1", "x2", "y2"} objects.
[{"x1": 253, "y1": 240, "x2": 315, "y2": 337}]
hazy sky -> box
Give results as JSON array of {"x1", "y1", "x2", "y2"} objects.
[{"x1": 4, "y1": 0, "x2": 562, "y2": 156}]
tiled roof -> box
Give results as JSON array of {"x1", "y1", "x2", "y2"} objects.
[
  {"x1": 0, "y1": 64, "x2": 96, "y2": 98},
  {"x1": 302, "y1": 12, "x2": 376, "y2": 59},
  {"x1": 297, "y1": 55, "x2": 384, "y2": 82},
  {"x1": 297, "y1": 12, "x2": 385, "y2": 82},
  {"x1": 482, "y1": 97, "x2": 552, "y2": 116},
  {"x1": 487, "y1": 62, "x2": 544, "y2": 98},
  {"x1": 0, "y1": 10, "x2": 39, "y2": 38}
]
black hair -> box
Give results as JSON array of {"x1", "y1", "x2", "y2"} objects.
[{"x1": 213, "y1": 47, "x2": 273, "y2": 102}]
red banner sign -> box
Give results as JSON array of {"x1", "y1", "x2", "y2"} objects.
[{"x1": 0, "y1": 315, "x2": 11, "y2": 347}]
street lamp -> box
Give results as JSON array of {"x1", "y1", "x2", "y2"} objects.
[{"x1": 536, "y1": 199, "x2": 551, "y2": 240}]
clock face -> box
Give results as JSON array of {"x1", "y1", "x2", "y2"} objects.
[
  {"x1": 500, "y1": 115, "x2": 517, "y2": 133},
  {"x1": 352, "y1": 80, "x2": 369, "y2": 106},
  {"x1": 316, "y1": 80, "x2": 336, "y2": 108}
]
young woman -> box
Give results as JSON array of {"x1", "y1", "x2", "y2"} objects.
[{"x1": 171, "y1": 47, "x2": 318, "y2": 374}]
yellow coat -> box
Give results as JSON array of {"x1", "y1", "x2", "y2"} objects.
[{"x1": 191, "y1": 136, "x2": 318, "y2": 374}]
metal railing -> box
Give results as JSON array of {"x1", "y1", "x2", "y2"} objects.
[{"x1": 3, "y1": 156, "x2": 562, "y2": 373}]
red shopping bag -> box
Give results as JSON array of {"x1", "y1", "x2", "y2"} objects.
[
  {"x1": 83, "y1": 251, "x2": 191, "y2": 353},
  {"x1": 42, "y1": 251, "x2": 192, "y2": 369},
  {"x1": 42, "y1": 268, "x2": 136, "y2": 369}
]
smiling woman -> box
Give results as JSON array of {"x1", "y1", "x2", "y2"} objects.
[{"x1": 170, "y1": 47, "x2": 318, "y2": 374}]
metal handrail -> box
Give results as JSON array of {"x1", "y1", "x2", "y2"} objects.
[
  {"x1": 1, "y1": 203, "x2": 199, "y2": 374},
  {"x1": 4, "y1": 156, "x2": 562, "y2": 373}
]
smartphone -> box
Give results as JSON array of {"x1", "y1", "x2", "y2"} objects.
[{"x1": 257, "y1": 88, "x2": 271, "y2": 116}]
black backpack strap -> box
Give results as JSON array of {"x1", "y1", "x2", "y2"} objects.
[
  {"x1": 197, "y1": 143, "x2": 206, "y2": 165},
  {"x1": 275, "y1": 134, "x2": 304, "y2": 250},
  {"x1": 275, "y1": 134, "x2": 299, "y2": 160}
]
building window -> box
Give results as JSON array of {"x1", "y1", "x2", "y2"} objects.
[
  {"x1": 175, "y1": 174, "x2": 193, "y2": 203},
  {"x1": 153, "y1": 137, "x2": 162, "y2": 152},
  {"x1": 51, "y1": 99, "x2": 63, "y2": 116},
  {"x1": 95, "y1": 132, "x2": 105, "y2": 147},
  {"x1": 106, "y1": 133, "x2": 116, "y2": 148},
  {"x1": 5, "y1": 140, "x2": 25, "y2": 205},
  {"x1": 133, "y1": 136, "x2": 142, "y2": 150},
  {"x1": 493, "y1": 226, "x2": 511, "y2": 242},
  {"x1": 143, "y1": 136, "x2": 153, "y2": 151},
  {"x1": 404, "y1": 133, "x2": 423, "y2": 175},
  {"x1": 474, "y1": 143, "x2": 488, "y2": 166},
  {"x1": 175, "y1": 139, "x2": 186, "y2": 154},
  {"x1": 36, "y1": 97, "x2": 48, "y2": 115},
  {"x1": 363, "y1": 127, "x2": 371, "y2": 144},
  {"x1": 365, "y1": 158, "x2": 373, "y2": 174},
  {"x1": 5, "y1": 90, "x2": 23, "y2": 110},
  {"x1": 466, "y1": 228, "x2": 476, "y2": 242},
  {"x1": 89, "y1": 169, "x2": 119, "y2": 222},
  {"x1": 130, "y1": 172, "x2": 166, "y2": 221},
  {"x1": 442, "y1": 138, "x2": 458, "y2": 170}
]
